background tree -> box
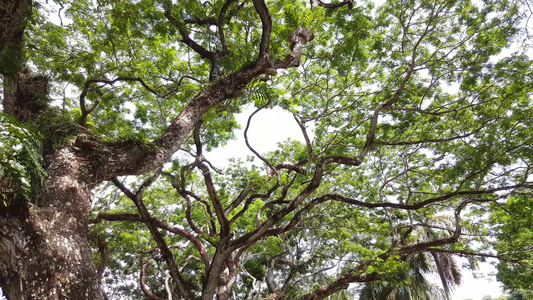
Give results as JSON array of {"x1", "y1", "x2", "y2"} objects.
[{"x1": 1, "y1": 0, "x2": 532, "y2": 299}]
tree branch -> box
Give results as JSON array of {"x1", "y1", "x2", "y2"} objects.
[
  {"x1": 244, "y1": 100, "x2": 279, "y2": 180},
  {"x1": 251, "y1": 0, "x2": 272, "y2": 60},
  {"x1": 92, "y1": 26, "x2": 314, "y2": 185},
  {"x1": 314, "y1": 0, "x2": 353, "y2": 10},
  {"x1": 140, "y1": 258, "x2": 167, "y2": 300},
  {"x1": 274, "y1": 27, "x2": 314, "y2": 69},
  {"x1": 217, "y1": 0, "x2": 238, "y2": 55},
  {"x1": 91, "y1": 212, "x2": 211, "y2": 270},
  {"x1": 112, "y1": 177, "x2": 195, "y2": 299},
  {"x1": 193, "y1": 121, "x2": 230, "y2": 236},
  {"x1": 78, "y1": 76, "x2": 158, "y2": 126}
]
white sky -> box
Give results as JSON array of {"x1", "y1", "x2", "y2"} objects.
[{"x1": 207, "y1": 106, "x2": 307, "y2": 163}]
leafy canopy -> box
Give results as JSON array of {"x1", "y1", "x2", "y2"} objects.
[{"x1": 3, "y1": 0, "x2": 533, "y2": 298}]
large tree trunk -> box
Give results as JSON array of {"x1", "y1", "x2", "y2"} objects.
[{"x1": 0, "y1": 147, "x2": 105, "y2": 300}]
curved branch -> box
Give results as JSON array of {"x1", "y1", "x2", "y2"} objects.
[
  {"x1": 140, "y1": 258, "x2": 167, "y2": 300},
  {"x1": 244, "y1": 101, "x2": 279, "y2": 180},
  {"x1": 164, "y1": 4, "x2": 222, "y2": 80},
  {"x1": 164, "y1": 6, "x2": 215, "y2": 62},
  {"x1": 293, "y1": 114, "x2": 313, "y2": 171},
  {"x1": 78, "y1": 76, "x2": 158, "y2": 126},
  {"x1": 217, "y1": 0, "x2": 238, "y2": 55},
  {"x1": 91, "y1": 212, "x2": 211, "y2": 270},
  {"x1": 251, "y1": 0, "x2": 272, "y2": 60},
  {"x1": 112, "y1": 177, "x2": 195, "y2": 299}
]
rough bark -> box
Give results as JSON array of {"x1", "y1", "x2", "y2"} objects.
[{"x1": 0, "y1": 148, "x2": 104, "y2": 299}]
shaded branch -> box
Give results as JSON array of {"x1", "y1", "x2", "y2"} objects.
[
  {"x1": 112, "y1": 177, "x2": 195, "y2": 299},
  {"x1": 184, "y1": 17, "x2": 217, "y2": 26},
  {"x1": 217, "y1": 0, "x2": 238, "y2": 55},
  {"x1": 313, "y1": 0, "x2": 353, "y2": 10},
  {"x1": 140, "y1": 258, "x2": 167, "y2": 300},
  {"x1": 164, "y1": 7, "x2": 215, "y2": 61},
  {"x1": 78, "y1": 76, "x2": 158, "y2": 126},
  {"x1": 193, "y1": 121, "x2": 230, "y2": 236},
  {"x1": 251, "y1": 0, "x2": 272, "y2": 60},
  {"x1": 91, "y1": 212, "x2": 211, "y2": 269},
  {"x1": 164, "y1": 4, "x2": 221, "y2": 80}
]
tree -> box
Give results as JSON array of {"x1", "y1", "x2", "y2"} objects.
[
  {"x1": 359, "y1": 223, "x2": 462, "y2": 300},
  {"x1": 491, "y1": 193, "x2": 533, "y2": 299},
  {"x1": 358, "y1": 252, "x2": 447, "y2": 300},
  {"x1": 0, "y1": 0, "x2": 532, "y2": 299}
]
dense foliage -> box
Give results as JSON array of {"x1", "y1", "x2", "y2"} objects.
[{"x1": 1, "y1": 0, "x2": 532, "y2": 299}]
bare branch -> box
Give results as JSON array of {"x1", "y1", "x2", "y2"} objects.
[
  {"x1": 111, "y1": 177, "x2": 195, "y2": 299},
  {"x1": 251, "y1": 0, "x2": 272, "y2": 60},
  {"x1": 91, "y1": 212, "x2": 212, "y2": 269},
  {"x1": 244, "y1": 101, "x2": 279, "y2": 180},
  {"x1": 140, "y1": 258, "x2": 166, "y2": 300}
]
